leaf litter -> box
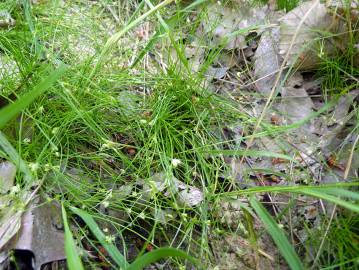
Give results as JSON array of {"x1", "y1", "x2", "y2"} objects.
[{"x1": 0, "y1": 0, "x2": 358, "y2": 269}]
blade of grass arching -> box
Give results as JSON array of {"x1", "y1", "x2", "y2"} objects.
[
  {"x1": 21, "y1": 0, "x2": 41, "y2": 55},
  {"x1": 126, "y1": 247, "x2": 199, "y2": 270},
  {"x1": 62, "y1": 205, "x2": 85, "y2": 270},
  {"x1": 127, "y1": 0, "x2": 145, "y2": 24},
  {"x1": 93, "y1": 0, "x2": 174, "y2": 77},
  {"x1": 316, "y1": 188, "x2": 359, "y2": 201},
  {"x1": 249, "y1": 197, "x2": 303, "y2": 270},
  {"x1": 0, "y1": 132, "x2": 32, "y2": 183},
  {"x1": 181, "y1": 0, "x2": 207, "y2": 12},
  {"x1": 70, "y1": 206, "x2": 129, "y2": 269},
  {"x1": 0, "y1": 64, "x2": 67, "y2": 129},
  {"x1": 221, "y1": 182, "x2": 359, "y2": 197},
  {"x1": 205, "y1": 149, "x2": 297, "y2": 162},
  {"x1": 242, "y1": 97, "x2": 335, "y2": 141},
  {"x1": 131, "y1": 30, "x2": 163, "y2": 68},
  {"x1": 297, "y1": 189, "x2": 359, "y2": 213}
]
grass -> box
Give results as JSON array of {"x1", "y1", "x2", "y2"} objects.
[{"x1": 0, "y1": 0, "x2": 358, "y2": 269}]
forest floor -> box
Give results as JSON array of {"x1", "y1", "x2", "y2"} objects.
[{"x1": 0, "y1": 0, "x2": 358, "y2": 269}]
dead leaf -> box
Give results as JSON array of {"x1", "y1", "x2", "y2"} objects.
[
  {"x1": 280, "y1": 84, "x2": 314, "y2": 123},
  {"x1": 139, "y1": 172, "x2": 203, "y2": 207},
  {"x1": 0, "y1": 209, "x2": 23, "y2": 250},
  {"x1": 0, "y1": 162, "x2": 16, "y2": 193},
  {"x1": 177, "y1": 186, "x2": 203, "y2": 207},
  {"x1": 206, "y1": 66, "x2": 228, "y2": 80},
  {"x1": 13, "y1": 200, "x2": 65, "y2": 270},
  {"x1": 203, "y1": 4, "x2": 268, "y2": 50},
  {"x1": 279, "y1": 1, "x2": 338, "y2": 70},
  {"x1": 254, "y1": 27, "x2": 282, "y2": 95}
]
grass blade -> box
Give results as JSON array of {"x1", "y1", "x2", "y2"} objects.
[
  {"x1": 250, "y1": 197, "x2": 303, "y2": 270},
  {"x1": 0, "y1": 64, "x2": 67, "y2": 130},
  {"x1": 70, "y1": 206, "x2": 129, "y2": 269},
  {"x1": 207, "y1": 149, "x2": 297, "y2": 162},
  {"x1": 62, "y1": 204, "x2": 85, "y2": 270},
  {"x1": 298, "y1": 189, "x2": 359, "y2": 213},
  {"x1": 126, "y1": 247, "x2": 198, "y2": 270}
]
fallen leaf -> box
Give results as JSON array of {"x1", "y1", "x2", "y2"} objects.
[
  {"x1": 279, "y1": 1, "x2": 338, "y2": 70},
  {"x1": 178, "y1": 187, "x2": 203, "y2": 207},
  {"x1": 0, "y1": 161, "x2": 16, "y2": 193},
  {"x1": 139, "y1": 172, "x2": 203, "y2": 207},
  {"x1": 206, "y1": 66, "x2": 228, "y2": 80},
  {"x1": 254, "y1": 27, "x2": 282, "y2": 95},
  {"x1": 279, "y1": 84, "x2": 314, "y2": 123},
  {"x1": 13, "y1": 200, "x2": 65, "y2": 269},
  {"x1": 203, "y1": 4, "x2": 268, "y2": 50},
  {"x1": 0, "y1": 209, "x2": 23, "y2": 250}
]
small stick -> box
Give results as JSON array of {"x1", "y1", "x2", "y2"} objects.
[{"x1": 343, "y1": 135, "x2": 359, "y2": 180}]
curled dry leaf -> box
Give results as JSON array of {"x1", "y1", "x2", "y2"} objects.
[
  {"x1": 13, "y1": 200, "x2": 65, "y2": 270},
  {"x1": 279, "y1": 0, "x2": 340, "y2": 70}
]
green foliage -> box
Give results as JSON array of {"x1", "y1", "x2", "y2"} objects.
[
  {"x1": 277, "y1": 0, "x2": 299, "y2": 11},
  {"x1": 70, "y1": 206, "x2": 199, "y2": 270},
  {"x1": 0, "y1": 65, "x2": 67, "y2": 130},
  {"x1": 62, "y1": 204, "x2": 85, "y2": 270},
  {"x1": 250, "y1": 197, "x2": 303, "y2": 270},
  {"x1": 0, "y1": 0, "x2": 357, "y2": 269},
  {"x1": 70, "y1": 206, "x2": 129, "y2": 269}
]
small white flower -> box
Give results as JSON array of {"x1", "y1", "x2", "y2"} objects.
[
  {"x1": 100, "y1": 139, "x2": 117, "y2": 150},
  {"x1": 138, "y1": 212, "x2": 146, "y2": 220},
  {"x1": 55, "y1": 152, "x2": 60, "y2": 157},
  {"x1": 139, "y1": 119, "x2": 147, "y2": 125},
  {"x1": 44, "y1": 164, "x2": 51, "y2": 172},
  {"x1": 10, "y1": 185, "x2": 20, "y2": 195},
  {"x1": 171, "y1": 159, "x2": 182, "y2": 168},
  {"x1": 101, "y1": 201, "x2": 110, "y2": 208},
  {"x1": 28, "y1": 162, "x2": 39, "y2": 172},
  {"x1": 23, "y1": 138, "x2": 31, "y2": 144},
  {"x1": 148, "y1": 119, "x2": 156, "y2": 126},
  {"x1": 52, "y1": 127, "x2": 60, "y2": 135},
  {"x1": 105, "y1": 235, "x2": 116, "y2": 244},
  {"x1": 103, "y1": 227, "x2": 109, "y2": 233}
]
